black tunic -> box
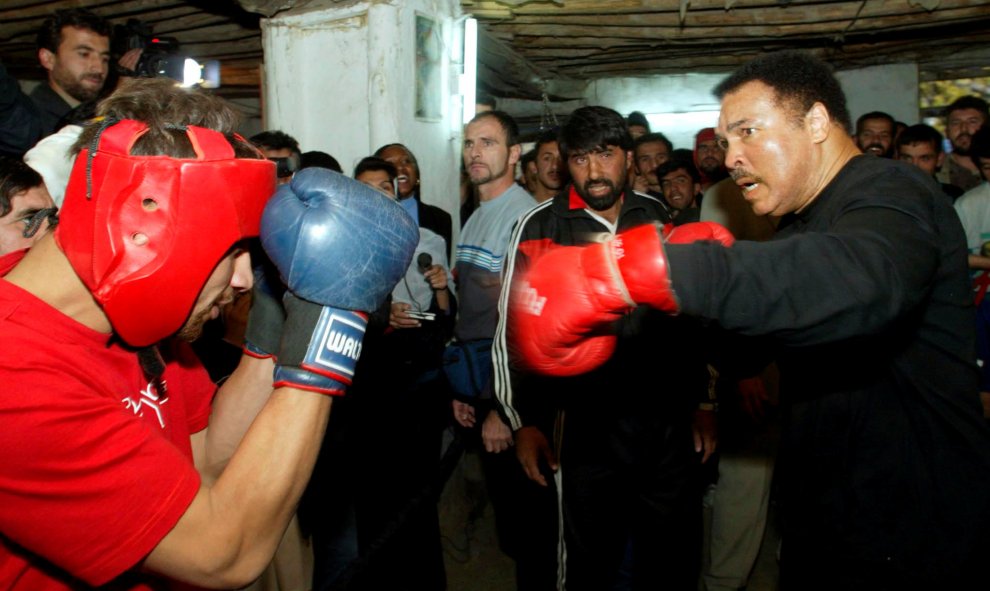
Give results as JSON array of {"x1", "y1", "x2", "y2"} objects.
[{"x1": 668, "y1": 155, "x2": 990, "y2": 588}]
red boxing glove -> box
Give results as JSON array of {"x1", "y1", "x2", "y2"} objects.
[
  {"x1": 617, "y1": 222, "x2": 735, "y2": 310},
  {"x1": 509, "y1": 242, "x2": 632, "y2": 376},
  {"x1": 509, "y1": 222, "x2": 733, "y2": 377}
]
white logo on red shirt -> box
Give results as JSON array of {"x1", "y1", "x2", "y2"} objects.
[{"x1": 122, "y1": 380, "x2": 169, "y2": 429}]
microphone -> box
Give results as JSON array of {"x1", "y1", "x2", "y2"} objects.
[{"x1": 417, "y1": 252, "x2": 433, "y2": 272}]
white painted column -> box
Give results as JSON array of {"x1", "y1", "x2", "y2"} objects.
[{"x1": 260, "y1": 0, "x2": 463, "y2": 226}]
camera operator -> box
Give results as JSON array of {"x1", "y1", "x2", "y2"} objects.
[
  {"x1": 0, "y1": 8, "x2": 144, "y2": 157},
  {"x1": 31, "y1": 9, "x2": 113, "y2": 138}
]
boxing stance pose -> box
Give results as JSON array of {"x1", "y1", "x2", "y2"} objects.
[
  {"x1": 510, "y1": 51, "x2": 990, "y2": 589},
  {"x1": 0, "y1": 79, "x2": 417, "y2": 590}
]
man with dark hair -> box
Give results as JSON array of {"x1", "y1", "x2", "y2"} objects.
[
  {"x1": 0, "y1": 63, "x2": 43, "y2": 157},
  {"x1": 453, "y1": 109, "x2": 534, "y2": 440},
  {"x1": 855, "y1": 110, "x2": 896, "y2": 157},
  {"x1": 32, "y1": 8, "x2": 112, "y2": 137},
  {"x1": 626, "y1": 110, "x2": 651, "y2": 139},
  {"x1": 301, "y1": 153, "x2": 452, "y2": 590},
  {"x1": 300, "y1": 150, "x2": 342, "y2": 173},
  {"x1": 632, "y1": 131, "x2": 673, "y2": 196},
  {"x1": 896, "y1": 123, "x2": 963, "y2": 199},
  {"x1": 250, "y1": 130, "x2": 302, "y2": 185},
  {"x1": 495, "y1": 106, "x2": 710, "y2": 590},
  {"x1": 511, "y1": 50, "x2": 990, "y2": 589},
  {"x1": 0, "y1": 77, "x2": 418, "y2": 590},
  {"x1": 519, "y1": 148, "x2": 538, "y2": 193},
  {"x1": 953, "y1": 127, "x2": 990, "y2": 278},
  {"x1": 529, "y1": 131, "x2": 562, "y2": 203},
  {"x1": 452, "y1": 109, "x2": 549, "y2": 588},
  {"x1": 656, "y1": 157, "x2": 702, "y2": 222},
  {"x1": 475, "y1": 91, "x2": 497, "y2": 113},
  {"x1": 353, "y1": 156, "x2": 397, "y2": 197},
  {"x1": 0, "y1": 157, "x2": 57, "y2": 254},
  {"x1": 939, "y1": 95, "x2": 989, "y2": 192},
  {"x1": 374, "y1": 143, "x2": 453, "y2": 260}
]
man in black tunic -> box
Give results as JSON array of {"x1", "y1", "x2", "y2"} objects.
[{"x1": 510, "y1": 51, "x2": 990, "y2": 590}]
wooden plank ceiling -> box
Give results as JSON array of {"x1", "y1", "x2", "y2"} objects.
[
  {"x1": 473, "y1": 0, "x2": 990, "y2": 98},
  {"x1": 1, "y1": 0, "x2": 989, "y2": 100}
]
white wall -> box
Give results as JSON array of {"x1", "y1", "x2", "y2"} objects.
[
  {"x1": 836, "y1": 62, "x2": 919, "y2": 125},
  {"x1": 261, "y1": 0, "x2": 463, "y2": 228},
  {"x1": 584, "y1": 62, "x2": 921, "y2": 148},
  {"x1": 585, "y1": 73, "x2": 727, "y2": 150}
]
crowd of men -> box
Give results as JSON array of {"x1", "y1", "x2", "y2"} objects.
[{"x1": 2, "y1": 6, "x2": 990, "y2": 591}]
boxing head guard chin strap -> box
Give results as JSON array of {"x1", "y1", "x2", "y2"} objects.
[{"x1": 55, "y1": 118, "x2": 276, "y2": 347}]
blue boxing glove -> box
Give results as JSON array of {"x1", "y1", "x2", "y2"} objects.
[{"x1": 261, "y1": 168, "x2": 418, "y2": 395}]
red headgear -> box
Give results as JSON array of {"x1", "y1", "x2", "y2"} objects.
[
  {"x1": 694, "y1": 127, "x2": 717, "y2": 158},
  {"x1": 55, "y1": 119, "x2": 276, "y2": 347}
]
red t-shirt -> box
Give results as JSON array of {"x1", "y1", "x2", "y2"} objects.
[{"x1": 0, "y1": 251, "x2": 215, "y2": 590}]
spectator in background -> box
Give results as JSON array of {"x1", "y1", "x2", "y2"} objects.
[
  {"x1": 626, "y1": 110, "x2": 651, "y2": 139},
  {"x1": 0, "y1": 157, "x2": 57, "y2": 255},
  {"x1": 300, "y1": 150, "x2": 342, "y2": 173},
  {"x1": 939, "y1": 96, "x2": 989, "y2": 192},
  {"x1": 896, "y1": 123, "x2": 964, "y2": 200},
  {"x1": 854, "y1": 111, "x2": 896, "y2": 157},
  {"x1": 354, "y1": 156, "x2": 397, "y2": 198},
  {"x1": 304, "y1": 154, "x2": 452, "y2": 591},
  {"x1": 496, "y1": 106, "x2": 706, "y2": 590},
  {"x1": 952, "y1": 127, "x2": 990, "y2": 286},
  {"x1": 695, "y1": 127, "x2": 729, "y2": 192},
  {"x1": 452, "y1": 110, "x2": 547, "y2": 589},
  {"x1": 375, "y1": 143, "x2": 452, "y2": 259},
  {"x1": 519, "y1": 148, "x2": 539, "y2": 194},
  {"x1": 32, "y1": 9, "x2": 112, "y2": 137},
  {"x1": 476, "y1": 91, "x2": 497, "y2": 114},
  {"x1": 656, "y1": 157, "x2": 702, "y2": 224},
  {"x1": 632, "y1": 132, "x2": 673, "y2": 196},
  {"x1": 0, "y1": 62, "x2": 42, "y2": 157},
  {"x1": 250, "y1": 130, "x2": 301, "y2": 185},
  {"x1": 529, "y1": 130, "x2": 563, "y2": 203}
]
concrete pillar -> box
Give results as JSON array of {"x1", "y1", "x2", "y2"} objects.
[{"x1": 260, "y1": 0, "x2": 463, "y2": 226}]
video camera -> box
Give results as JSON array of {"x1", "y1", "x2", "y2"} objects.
[{"x1": 113, "y1": 19, "x2": 220, "y2": 88}]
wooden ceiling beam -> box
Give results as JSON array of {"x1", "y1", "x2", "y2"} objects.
[
  {"x1": 0, "y1": 0, "x2": 187, "y2": 23},
  {"x1": 485, "y1": 8, "x2": 990, "y2": 41},
  {"x1": 466, "y1": 0, "x2": 979, "y2": 17},
  {"x1": 466, "y1": 0, "x2": 816, "y2": 15},
  {"x1": 497, "y1": 3, "x2": 986, "y2": 27},
  {"x1": 545, "y1": 31, "x2": 990, "y2": 77}
]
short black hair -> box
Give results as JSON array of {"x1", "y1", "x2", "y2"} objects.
[
  {"x1": 855, "y1": 111, "x2": 895, "y2": 135},
  {"x1": 1, "y1": 157, "x2": 45, "y2": 217},
  {"x1": 354, "y1": 156, "x2": 397, "y2": 180},
  {"x1": 534, "y1": 129, "x2": 558, "y2": 155},
  {"x1": 373, "y1": 143, "x2": 420, "y2": 177},
  {"x1": 521, "y1": 148, "x2": 536, "y2": 168},
  {"x1": 714, "y1": 50, "x2": 852, "y2": 133},
  {"x1": 944, "y1": 96, "x2": 990, "y2": 121},
  {"x1": 469, "y1": 110, "x2": 520, "y2": 147},
  {"x1": 896, "y1": 124, "x2": 944, "y2": 154},
  {"x1": 558, "y1": 106, "x2": 633, "y2": 160},
  {"x1": 970, "y1": 126, "x2": 990, "y2": 175},
  {"x1": 476, "y1": 92, "x2": 497, "y2": 110},
  {"x1": 656, "y1": 157, "x2": 701, "y2": 185},
  {"x1": 37, "y1": 8, "x2": 111, "y2": 53},
  {"x1": 634, "y1": 132, "x2": 674, "y2": 155},
  {"x1": 300, "y1": 150, "x2": 342, "y2": 173},
  {"x1": 249, "y1": 130, "x2": 300, "y2": 155},
  {"x1": 626, "y1": 111, "x2": 651, "y2": 131}
]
